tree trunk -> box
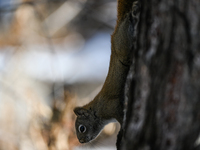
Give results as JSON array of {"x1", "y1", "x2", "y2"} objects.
[{"x1": 120, "y1": 0, "x2": 200, "y2": 150}]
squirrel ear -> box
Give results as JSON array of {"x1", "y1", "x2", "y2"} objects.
[{"x1": 74, "y1": 107, "x2": 89, "y2": 117}]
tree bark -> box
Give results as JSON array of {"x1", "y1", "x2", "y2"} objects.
[{"x1": 120, "y1": 0, "x2": 200, "y2": 150}]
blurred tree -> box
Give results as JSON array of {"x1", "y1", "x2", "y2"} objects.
[
  {"x1": 0, "y1": 0, "x2": 13, "y2": 28},
  {"x1": 120, "y1": 0, "x2": 200, "y2": 150}
]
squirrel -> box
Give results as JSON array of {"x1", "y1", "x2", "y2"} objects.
[{"x1": 74, "y1": 0, "x2": 140, "y2": 144}]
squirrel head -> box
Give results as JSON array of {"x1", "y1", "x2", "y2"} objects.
[{"x1": 73, "y1": 107, "x2": 104, "y2": 143}]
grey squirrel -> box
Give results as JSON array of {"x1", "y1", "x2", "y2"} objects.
[{"x1": 74, "y1": 0, "x2": 140, "y2": 144}]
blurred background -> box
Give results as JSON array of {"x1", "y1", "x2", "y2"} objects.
[{"x1": 0, "y1": 0, "x2": 120, "y2": 149}]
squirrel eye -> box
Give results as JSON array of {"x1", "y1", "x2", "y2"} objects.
[{"x1": 78, "y1": 125, "x2": 86, "y2": 133}]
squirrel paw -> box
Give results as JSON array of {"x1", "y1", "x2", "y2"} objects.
[{"x1": 132, "y1": 1, "x2": 141, "y2": 18}]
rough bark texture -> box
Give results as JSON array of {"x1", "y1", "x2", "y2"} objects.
[{"x1": 120, "y1": 0, "x2": 200, "y2": 150}]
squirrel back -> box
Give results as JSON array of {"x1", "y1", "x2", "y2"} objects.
[{"x1": 73, "y1": 0, "x2": 140, "y2": 144}]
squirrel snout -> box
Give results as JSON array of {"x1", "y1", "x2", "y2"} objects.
[
  {"x1": 79, "y1": 136, "x2": 91, "y2": 143},
  {"x1": 79, "y1": 139, "x2": 85, "y2": 143}
]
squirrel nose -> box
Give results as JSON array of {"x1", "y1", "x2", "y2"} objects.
[{"x1": 79, "y1": 139, "x2": 85, "y2": 143}]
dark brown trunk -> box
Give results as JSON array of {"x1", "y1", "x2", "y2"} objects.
[{"x1": 120, "y1": 0, "x2": 200, "y2": 150}]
